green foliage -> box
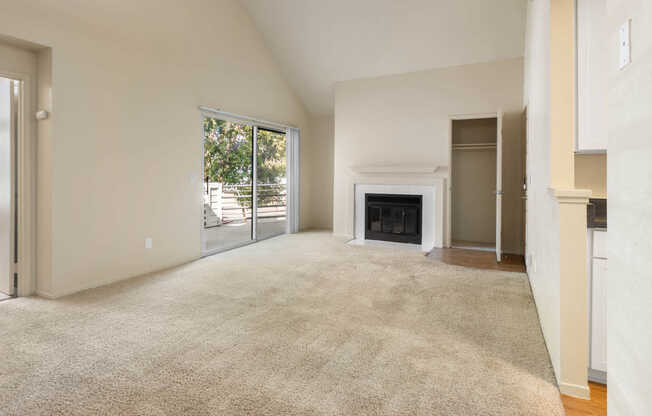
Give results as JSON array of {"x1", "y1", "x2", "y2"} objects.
[
  {"x1": 204, "y1": 117, "x2": 287, "y2": 208},
  {"x1": 204, "y1": 118, "x2": 253, "y2": 186},
  {"x1": 256, "y1": 129, "x2": 287, "y2": 207}
]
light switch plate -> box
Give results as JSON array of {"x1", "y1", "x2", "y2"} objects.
[
  {"x1": 145, "y1": 237, "x2": 153, "y2": 249},
  {"x1": 619, "y1": 19, "x2": 631, "y2": 69}
]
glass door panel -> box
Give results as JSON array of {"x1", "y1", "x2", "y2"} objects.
[
  {"x1": 203, "y1": 117, "x2": 253, "y2": 252},
  {"x1": 255, "y1": 128, "x2": 287, "y2": 240}
]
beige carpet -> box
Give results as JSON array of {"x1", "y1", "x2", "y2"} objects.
[{"x1": 0, "y1": 232, "x2": 563, "y2": 415}]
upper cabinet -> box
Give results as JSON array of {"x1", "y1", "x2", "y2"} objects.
[{"x1": 577, "y1": 0, "x2": 608, "y2": 152}]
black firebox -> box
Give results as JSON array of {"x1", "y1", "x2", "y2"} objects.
[{"x1": 365, "y1": 193, "x2": 422, "y2": 244}]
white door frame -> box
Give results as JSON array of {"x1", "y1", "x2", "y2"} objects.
[
  {"x1": 446, "y1": 112, "x2": 500, "y2": 250},
  {"x1": 198, "y1": 106, "x2": 300, "y2": 257},
  {"x1": 496, "y1": 110, "x2": 504, "y2": 262},
  {"x1": 0, "y1": 69, "x2": 36, "y2": 297}
]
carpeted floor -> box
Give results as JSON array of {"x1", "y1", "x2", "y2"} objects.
[{"x1": 0, "y1": 232, "x2": 563, "y2": 415}]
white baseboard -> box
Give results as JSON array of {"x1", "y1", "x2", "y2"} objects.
[
  {"x1": 35, "y1": 275, "x2": 132, "y2": 299},
  {"x1": 35, "y1": 289, "x2": 58, "y2": 299},
  {"x1": 333, "y1": 233, "x2": 354, "y2": 242},
  {"x1": 588, "y1": 368, "x2": 607, "y2": 385},
  {"x1": 559, "y1": 381, "x2": 591, "y2": 399},
  {"x1": 35, "y1": 256, "x2": 197, "y2": 299}
]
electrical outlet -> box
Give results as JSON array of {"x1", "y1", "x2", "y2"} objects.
[
  {"x1": 145, "y1": 237, "x2": 152, "y2": 249},
  {"x1": 619, "y1": 19, "x2": 631, "y2": 69}
]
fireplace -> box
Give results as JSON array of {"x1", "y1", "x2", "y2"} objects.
[{"x1": 365, "y1": 193, "x2": 422, "y2": 244}]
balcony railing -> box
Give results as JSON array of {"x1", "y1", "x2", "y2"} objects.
[{"x1": 203, "y1": 182, "x2": 287, "y2": 229}]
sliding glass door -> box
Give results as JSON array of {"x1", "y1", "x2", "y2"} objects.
[
  {"x1": 203, "y1": 117, "x2": 254, "y2": 252},
  {"x1": 202, "y1": 116, "x2": 287, "y2": 254},
  {"x1": 255, "y1": 128, "x2": 287, "y2": 240}
]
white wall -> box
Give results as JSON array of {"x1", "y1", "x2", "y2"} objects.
[
  {"x1": 0, "y1": 0, "x2": 312, "y2": 297},
  {"x1": 523, "y1": 0, "x2": 562, "y2": 378},
  {"x1": 306, "y1": 115, "x2": 333, "y2": 230},
  {"x1": 333, "y1": 58, "x2": 525, "y2": 254},
  {"x1": 605, "y1": 1, "x2": 652, "y2": 414}
]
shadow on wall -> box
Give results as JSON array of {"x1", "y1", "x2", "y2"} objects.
[{"x1": 501, "y1": 110, "x2": 526, "y2": 255}]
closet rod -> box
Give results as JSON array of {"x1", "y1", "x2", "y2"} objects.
[{"x1": 452, "y1": 143, "x2": 497, "y2": 150}]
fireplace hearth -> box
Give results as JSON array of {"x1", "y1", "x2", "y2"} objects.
[{"x1": 365, "y1": 193, "x2": 422, "y2": 244}]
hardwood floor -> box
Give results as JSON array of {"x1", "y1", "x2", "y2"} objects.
[
  {"x1": 428, "y1": 246, "x2": 526, "y2": 273},
  {"x1": 429, "y1": 248, "x2": 607, "y2": 415},
  {"x1": 562, "y1": 382, "x2": 607, "y2": 415},
  {"x1": 451, "y1": 239, "x2": 495, "y2": 251}
]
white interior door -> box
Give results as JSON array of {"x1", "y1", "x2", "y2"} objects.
[
  {"x1": 0, "y1": 78, "x2": 12, "y2": 295},
  {"x1": 495, "y1": 110, "x2": 503, "y2": 262}
]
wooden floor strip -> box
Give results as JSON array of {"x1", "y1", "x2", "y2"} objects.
[
  {"x1": 428, "y1": 247, "x2": 526, "y2": 273},
  {"x1": 562, "y1": 382, "x2": 607, "y2": 415}
]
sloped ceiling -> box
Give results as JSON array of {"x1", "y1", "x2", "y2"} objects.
[{"x1": 241, "y1": 0, "x2": 526, "y2": 115}]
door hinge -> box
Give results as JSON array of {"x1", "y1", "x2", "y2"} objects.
[{"x1": 12, "y1": 272, "x2": 18, "y2": 297}]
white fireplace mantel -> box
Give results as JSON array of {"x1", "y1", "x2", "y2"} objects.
[
  {"x1": 349, "y1": 164, "x2": 447, "y2": 176},
  {"x1": 346, "y1": 164, "x2": 448, "y2": 252}
]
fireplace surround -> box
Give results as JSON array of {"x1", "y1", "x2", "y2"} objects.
[
  {"x1": 352, "y1": 182, "x2": 444, "y2": 251},
  {"x1": 365, "y1": 194, "x2": 422, "y2": 244}
]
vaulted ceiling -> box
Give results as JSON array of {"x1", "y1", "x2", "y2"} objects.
[{"x1": 241, "y1": 0, "x2": 527, "y2": 115}]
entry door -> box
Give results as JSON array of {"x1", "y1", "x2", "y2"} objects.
[
  {"x1": 0, "y1": 78, "x2": 16, "y2": 295},
  {"x1": 495, "y1": 110, "x2": 503, "y2": 262}
]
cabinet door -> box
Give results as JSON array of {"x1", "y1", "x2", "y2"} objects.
[
  {"x1": 577, "y1": 0, "x2": 608, "y2": 151},
  {"x1": 591, "y1": 258, "x2": 608, "y2": 372}
]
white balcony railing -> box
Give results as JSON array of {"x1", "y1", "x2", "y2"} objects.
[{"x1": 203, "y1": 182, "x2": 287, "y2": 229}]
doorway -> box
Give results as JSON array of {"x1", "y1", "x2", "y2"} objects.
[
  {"x1": 201, "y1": 110, "x2": 296, "y2": 255},
  {"x1": 449, "y1": 114, "x2": 503, "y2": 260},
  {"x1": 0, "y1": 77, "x2": 20, "y2": 299}
]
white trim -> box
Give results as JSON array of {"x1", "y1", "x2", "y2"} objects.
[
  {"x1": 287, "y1": 127, "x2": 300, "y2": 233},
  {"x1": 559, "y1": 381, "x2": 591, "y2": 400},
  {"x1": 0, "y1": 70, "x2": 36, "y2": 297},
  {"x1": 574, "y1": 0, "x2": 579, "y2": 152},
  {"x1": 496, "y1": 109, "x2": 503, "y2": 262},
  {"x1": 199, "y1": 112, "x2": 206, "y2": 256},
  {"x1": 353, "y1": 183, "x2": 442, "y2": 252},
  {"x1": 199, "y1": 110, "x2": 301, "y2": 256},
  {"x1": 349, "y1": 164, "x2": 443, "y2": 175},
  {"x1": 574, "y1": 149, "x2": 607, "y2": 155},
  {"x1": 252, "y1": 126, "x2": 258, "y2": 240},
  {"x1": 450, "y1": 112, "x2": 498, "y2": 120},
  {"x1": 35, "y1": 289, "x2": 57, "y2": 299},
  {"x1": 551, "y1": 187, "x2": 592, "y2": 204},
  {"x1": 347, "y1": 238, "x2": 422, "y2": 251},
  {"x1": 447, "y1": 112, "x2": 499, "y2": 248},
  {"x1": 199, "y1": 106, "x2": 295, "y2": 131},
  {"x1": 588, "y1": 368, "x2": 607, "y2": 385}
]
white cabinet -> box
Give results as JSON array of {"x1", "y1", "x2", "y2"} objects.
[
  {"x1": 591, "y1": 257, "x2": 607, "y2": 372},
  {"x1": 577, "y1": 0, "x2": 608, "y2": 152},
  {"x1": 592, "y1": 229, "x2": 607, "y2": 259},
  {"x1": 588, "y1": 229, "x2": 607, "y2": 379}
]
